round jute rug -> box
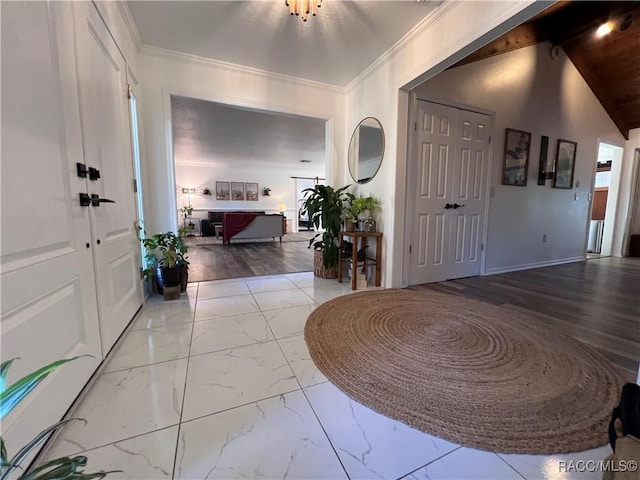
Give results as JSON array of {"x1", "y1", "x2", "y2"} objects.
[{"x1": 304, "y1": 289, "x2": 626, "y2": 454}]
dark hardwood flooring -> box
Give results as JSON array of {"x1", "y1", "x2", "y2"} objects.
[
  {"x1": 411, "y1": 257, "x2": 640, "y2": 380},
  {"x1": 186, "y1": 236, "x2": 314, "y2": 282}
]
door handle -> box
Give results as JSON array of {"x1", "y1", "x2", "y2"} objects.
[
  {"x1": 90, "y1": 194, "x2": 116, "y2": 206},
  {"x1": 452, "y1": 203, "x2": 465, "y2": 209},
  {"x1": 444, "y1": 203, "x2": 453, "y2": 209}
]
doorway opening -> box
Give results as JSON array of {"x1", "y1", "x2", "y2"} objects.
[
  {"x1": 587, "y1": 142, "x2": 624, "y2": 257},
  {"x1": 169, "y1": 95, "x2": 327, "y2": 281}
]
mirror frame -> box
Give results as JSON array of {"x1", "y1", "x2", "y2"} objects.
[{"x1": 348, "y1": 117, "x2": 385, "y2": 184}]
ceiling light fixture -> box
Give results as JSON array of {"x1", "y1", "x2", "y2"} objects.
[
  {"x1": 596, "y1": 22, "x2": 613, "y2": 38},
  {"x1": 286, "y1": 0, "x2": 321, "y2": 22}
]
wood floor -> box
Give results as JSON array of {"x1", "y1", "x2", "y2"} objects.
[
  {"x1": 412, "y1": 256, "x2": 640, "y2": 380},
  {"x1": 185, "y1": 235, "x2": 314, "y2": 282}
]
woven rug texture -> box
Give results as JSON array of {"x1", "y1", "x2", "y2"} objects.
[{"x1": 304, "y1": 289, "x2": 625, "y2": 454}]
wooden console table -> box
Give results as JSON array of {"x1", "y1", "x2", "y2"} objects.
[{"x1": 338, "y1": 231, "x2": 382, "y2": 290}]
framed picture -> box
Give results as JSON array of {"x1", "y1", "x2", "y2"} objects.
[
  {"x1": 245, "y1": 182, "x2": 258, "y2": 201},
  {"x1": 231, "y1": 182, "x2": 245, "y2": 201},
  {"x1": 216, "y1": 181, "x2": 229, "y2": 200},
  {"x1": 553, "y1": 139, "x2": 577, "y2": 189},
  {"x1": 502, "y1": 128, "x2": 531, "y2": 186}
]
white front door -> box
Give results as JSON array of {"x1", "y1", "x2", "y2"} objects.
[
  {"x1": 409, "y1": 100, "x2": 491, "y2": 285},
  {"x1": 73, "y1": 3, "x2": 143, "y2": 354},
  {"x1": 1, "y1": 1, "x2": 102, "y2": 453}
]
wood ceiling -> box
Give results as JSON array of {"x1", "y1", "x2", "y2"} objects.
[{"x1": 452, "y1": 1, "x2": 640, "y2": 140}]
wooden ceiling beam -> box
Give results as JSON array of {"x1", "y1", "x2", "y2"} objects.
[
  {"x1": 563, "y1": 42, "x2": 630, "y2": 139},
  {"x1": 452, "y1": 24, "x2": 545, "y2": 68}
]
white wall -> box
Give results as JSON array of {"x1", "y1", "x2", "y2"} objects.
[
  {"x1": 175, "y1": 162, "x2": 323, "y2": 225},
  {"x1": 344, "y1": 1, "x2": 547, "y2": 287},
  {"x1": 139, "y1": 51, "x2": 345, "y2": 235},
  {"x1": 617, "y1": 128, "x2": 640, "y2": 254},
  {"x1": 413, "y1": 43, "x2": 625, "y2": 272}
]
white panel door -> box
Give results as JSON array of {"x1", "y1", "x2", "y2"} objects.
[
  {"x1": 409, "y1": 100, "x2": 490, "y2": 285},
  {"x1": 0, "y1": 1, "x2": 102, "y2": 453},
  {"x1": 447, "y1": 110, "x2": 490, "y2": 279},
  {"x1": 409, "y1": 101, "x2": 455, "y2": 284},
  {"x1": 73, "y1": 3, "x2": 143, "y2": 354}
]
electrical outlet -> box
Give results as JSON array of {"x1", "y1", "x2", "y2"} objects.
[
  {"x1": 543, "y1": 234, "x2": 548, "y2": 243},
  {"x1": 574, "y1": 192, "x2": 579, "y2": 201}
]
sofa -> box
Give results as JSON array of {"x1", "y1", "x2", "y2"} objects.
[
  {"x1": 223, "y1": 213, "x2": 284, "y2": 244},
  {"x1": 201, "y1": 211, "x2": 265, "y2": 237}
]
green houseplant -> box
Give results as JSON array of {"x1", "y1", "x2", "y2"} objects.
[
  {"x1": 350, "y1": 194, "x2": 380, "y2": 220},
  {"x1": 0, "y1": 357, "x2": 115, "y2": 480},
  {"x1": 301, "y1": 184, "x2": 353, "y2": 278},
  {"x1": 139, "y1": 228, "x2": 189, "y2": 294}
]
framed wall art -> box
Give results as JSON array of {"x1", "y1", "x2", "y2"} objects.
[
  {"x1": 231, "y1": 182, "x2": 245, "y2": 201},
  {"x1": 216, "y1": 181, "x2": 230, "y2": 200},
  {"x1": 553, "y1": 139, "x2": 577, "y2": 189},
  {"x1": 502, "y1": 128, "x2": 531, "y2": 186},
  {"x1": 245, "y1": 182, "x2": 258, "y2": 201}
]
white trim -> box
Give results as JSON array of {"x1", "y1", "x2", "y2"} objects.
[
  {"x1": 115, "y1": 1, "x2": 142, "y2": 52},
  {"x1": 142, "y1": 45, "x2": 344, "y2": 94},
  {"x1": 346, "y1": 0, "x2": 538, "y2": 94},
  {"x1": 484, "y1": 257, "x2": 585, "y2": 276},
  {"x1": 345, "y1": 1, "x2": 457, "y2": 93}
]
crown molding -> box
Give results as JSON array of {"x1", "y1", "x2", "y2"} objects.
[
  {"x1": 141, "y1": 45, "x2": 346, "y2": 94},
  {"x1": 116, "y1": 1, "x2": 143, "y2": 52},
  {"x1": 345, "y1": 0, "x2": 457, "y2": 93},
  {"x1": 345, "y1": 0, "x2": 536, "y2": 94}
]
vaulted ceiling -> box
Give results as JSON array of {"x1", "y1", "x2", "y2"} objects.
[{"x1": 452, "y1": 1, "x2": 640, "y2": 139}]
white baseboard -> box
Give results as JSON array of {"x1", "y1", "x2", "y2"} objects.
[{"x1": 483, "y1": 256, "x2": 585, "y2": 276}]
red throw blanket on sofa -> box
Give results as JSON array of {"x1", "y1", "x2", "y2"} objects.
[{"x1": 223, "y1": 213, "x2": 257, "y2": 244}]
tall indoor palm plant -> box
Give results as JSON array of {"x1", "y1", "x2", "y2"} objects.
[{"x1": 301, "y1": 184, "x2": 353, "y2": 276}]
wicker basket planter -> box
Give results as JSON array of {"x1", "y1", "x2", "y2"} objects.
[{"x1": 314, "y1": 249, "x2": 338, "y2": 279}]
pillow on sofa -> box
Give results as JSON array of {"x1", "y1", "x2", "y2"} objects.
[{"x1": 208, "y1": 211, "x2": 224, "y2": 223}]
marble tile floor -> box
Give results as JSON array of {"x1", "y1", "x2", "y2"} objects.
[{"x1": 44, "y1": 272, "x2": 613, "y2": 480}]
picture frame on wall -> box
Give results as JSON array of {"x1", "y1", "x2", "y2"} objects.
[
  {"x1": 245, "y1": 182, "x2": 258, "y2": 201},
  {"x1": 231, "y1": 182, "x2": 245, "y2": 201},
  {"x1": 502, "y1": 128, "x2": 531, "y2": 186},
  {"x1": 553, "y1": 139, "x2": 577, "y2": 189},
  {"x1": 216, "y1": 181, "x2": 230, "y2": 200}
]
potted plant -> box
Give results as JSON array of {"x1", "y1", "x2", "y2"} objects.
[
  {"x1": 301, "y1": 184, "x2": 353, "y2": 278},
  {"x1": 1, "y1": 357, "x2": 116, "y2": 479},
  {"x1": 139, "y1": 229, "x2": 189, "y2": 294},
  {"x1": 351, "y1": 194, "x2": 380, "y2": 220}
]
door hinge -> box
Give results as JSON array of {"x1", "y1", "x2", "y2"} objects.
[
  {"x1": 133, "y1": 178, "x2": 138, "y2": 193},
  {"x1": 414, "y1": 122, "x2": 417, "y2": 131},
  {"x1": 127, "y1": 83, "x2": 132, "y2": 99},
  {"x1": 488, "y1": 135, "x2": 491, "y2": 144},
  {"x1": 409, "y1": 245, "x2": 412, "y2": 254},
  {"x1": 139, "y1": 267, "x2": 144, "y2": 280},
  {"x1": 481, "y1": 243, "x2": 484, "y2": 251}
]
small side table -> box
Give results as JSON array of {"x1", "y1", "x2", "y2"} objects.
[{"x1": 338, "y1": 231, "x2": 383, "y2": 290}]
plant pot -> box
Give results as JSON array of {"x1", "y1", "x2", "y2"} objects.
[
  {"x1": 313, "y1": 249, "x2": 337, "y2": 279},
  {"x1": 154, "y1": 264, "x2": 164, "y2": 295},
  {"x1": 345, "y1": 221, "x2": 356, "y2": 232},
  {"x1": 179, "y1": 263, "x2": 188, "y2": 292},
  {"x1": 161, "y1": 264, "x2": 181, "y2": 287}
]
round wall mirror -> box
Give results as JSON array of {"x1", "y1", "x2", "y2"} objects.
[{"x1": 348, "y1": 117, "x2": 385, "y2": 184}]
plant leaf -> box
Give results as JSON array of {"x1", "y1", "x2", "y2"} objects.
[
  {"x1": 0, "y1": 360, "x2": 18, "y2": 395},
  {"x1": 18, "y1": 455, "x2": 119, "y2": 480},
  {"x1": 1, "y1": 357, "x2": 88, "y2": 419},
  {"x1": 1, "y1": 419, "x2": 85, "y2": 480}
]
